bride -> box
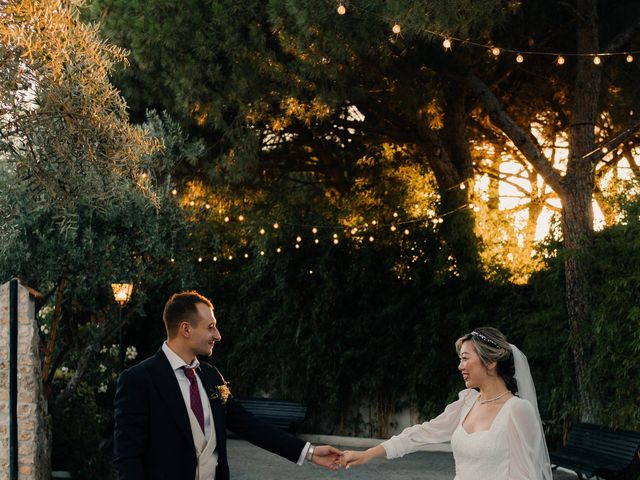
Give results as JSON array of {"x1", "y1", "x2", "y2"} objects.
[{"x1": 340, "y1": 327, "x2": 552, "y2": 480}]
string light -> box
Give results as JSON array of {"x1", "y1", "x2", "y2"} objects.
[
  {"x1": 238, "y1": 215, "x2": 245, "y2": 222},
  {"x1": 224, "y1": 216, "x2": 230, "y2": 222},
  {"x1": 198, "y1": 257, "x2": 203, "y2": 262},
  {"x1": 627, "y1": 54, "x2": 634, "y2": 63},
  {"x1": 443, "y1": 38, "x2": 452, "y2": 50},
  {"x1": 333, "y1": 238, "x2": 339, "y2": 244},
  {"x1": 312, "y1": 227, "x2": 318, "y2": 234},
  {"x1": 314, "y1": 238, "x2": 320, "y2": 244},
  {"x1": 295, "y1": 244, "x2": 300, "y2": 249},
  {"x1": 371, "y1": 220, "x2": 377, "y2": 225},
  {"x1": 369, "y1": 236, "x2": 374, "y2": 242},
  {"x1": 228, "y1": 255, "x2": 233, "y2": 260},
  {"x1": 259, "y1": 228, "x2": 266, "y2": 235},
  {"x1": 276, "y1": 247, "x2": 282, "y2": 253},
  {"x1": 296, "y1": 236, "x2": 302, "y2": 242},
  {"x1": 392, "y1": 23, "x2": 401, "y2": 35},
  {"x1": 404, "y1": 229, "x2": 410, "y2": 235},
  {"x1": 213, "y1": 256, "x2": 218, "y2": 261},
  {"x1": 244, "y1": 253, "x2": 249, "y2": 258},
  {"x1": 337, "y1": 3, "x2": 346, "y2": 15},
  {"x1": 393, "y1": 212, "x2": 399, "y2": 218},
  {"x1": 170, "y1": 258, "x2": 175, "y2": 263},
  {"x1": 491, "y1": 47, "x2": 501, "y2": 56},
  {"x1": 516, "y1": 54, "x2": 524, "y2": 63},
  {"x1": 593, "y1": 56, "x2": 602, "y2": 65},
  {"x1": 273, "y1": 222, "x2": 279, "y2": 229},
  {"x1": 459, "y1": 183, "x2": 466, "y2": 190},
  {"x1": 557, "y1": 56, "x2": 566, "y2": 65},
  {"x1": 205, "y1": 204, "x2": 211, "y2": 209},
  {"x1": 260, "y1": 251, "x2": 265, "y2": 256},
  {"x1": 171, "y1": 189, "x2": 177, "y2": 195},
  {"x1": 390, "y1": 225, "x2": 397, "y2": 232},
  {"x1": 350, "y1": 227, "x2": 358, "y2": 234}
]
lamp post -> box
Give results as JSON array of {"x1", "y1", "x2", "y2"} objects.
[{"x1": 111, "y1": 282, "x2": 133, "y2": 372}]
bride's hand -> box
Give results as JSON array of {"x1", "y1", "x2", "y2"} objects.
[{"x1": 340, "y1": 449, "x2": 372, "y2": 468}]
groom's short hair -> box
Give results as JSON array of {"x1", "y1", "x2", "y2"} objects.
[{"x1": 163, "y1": 291, "x2": 213, "y2": 337}]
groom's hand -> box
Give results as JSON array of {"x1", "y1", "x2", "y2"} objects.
[{"x1": 310, "y1": 445, "x2": 343, "y2": 471}]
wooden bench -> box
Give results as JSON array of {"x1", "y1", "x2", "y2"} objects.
[
  {"x1": 550, "y1": 423, "x2": 640, "y2": 479},
  {"x1": 236, "y1": 397, "x2": 307, "y2": 432}
]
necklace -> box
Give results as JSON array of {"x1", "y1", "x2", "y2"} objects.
[{"x1": 479, "y1": 390, "x2": 510, "y2": 404}]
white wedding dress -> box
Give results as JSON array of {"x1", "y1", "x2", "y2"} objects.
[{"x1": 381, "y1": 389, "x2": 548, "y2": 480}]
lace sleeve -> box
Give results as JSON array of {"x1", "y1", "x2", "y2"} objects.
[{"x1": 382, "y1": 389, "x2": 477, "y2": 459}]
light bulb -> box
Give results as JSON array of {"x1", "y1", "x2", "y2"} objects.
[
  {"x1": 276, "y1": 247, "x2": 282, "y2": 253},
  {"x1": 491, "y1": 47, "x2": 501, "y2": 56},
  {"x1": 460, "y1": 183, "x2": 466, "y2": 190},
  {"x1": 404, "y1": 229, "x2": 410, "y2": 235},
  {"x1": 516, "y1": 54, "x2": 524, "y2": 63},
  {"x1": 312, "y1": 227, "x2": 318, "y2": 234},
  {"x1": 273, "y1": 222, "x2": 279, "y2": 229},
  {"x1": 337, "y1": 3, "x2": 346, "y2": 15},
  {"x1": 593, "y1": 56, "x2": 601, "y2": 65},
  {"x1": 244, "y1": 253, "x2": 249, "y2": 258},
  {"x1": 238, "y1": 215, "x2": 245, "y2": 221},
  {"x1": 314, "y1": 238, "x2": 319, "y2": 244},
  {"x1": 296, "y1": 236, "x2": 302, "y2": 242},
  {"x1": 626, "y1": 54, "x2": 634, "y2": 63},
  {"x1": 259, "y1": 228, "x2": 266, "y2": 235},
  {"x1": 224, "y1": 216, "x2": 230, "y2": 222},
  {"x1": 369, "y1": 236, "x2": 374, "y2": 242},
  {"x1": 390, "y1": 225, "x2": 397, "y2": 232},
  {"x1": 333, "y1": 238, "x2": 339, "y2": 245},
  {"x1": 198, "y1": 257, "x2": 202, "y2": 262},
  {"x1": 189, "y1": 201, "x2": 195, "y2": 206},
  {"x1": 171, "y1": 189, "x2": 177, "y2": 195},
  {"x1": 443, "y1": 38, "x2": 452, "y2": 50},
  {"x1": 205, "y1": 204, "x2": 211, "y2": 209},
  {"x1": 392, "y1": 23, "x2": 401, "y2": 35},
  {"x1": 213, "y1": 256, "x2": 218, "y2": 261},
  {"x1": 260, "y1": 251, "x2": 265, "y2": 256},
  {"x1": 557, "y1": 56, "x2": 565, "y2": 65},
  {"x1": 350, "y1": 227, "x2": 358, "y2": 234}
]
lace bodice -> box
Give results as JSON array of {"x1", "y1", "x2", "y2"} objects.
[{"x1": 382, "y1": 389, "x2": 547, "y2": 480}]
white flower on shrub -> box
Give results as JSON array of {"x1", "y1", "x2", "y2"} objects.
[
  {"x1": 39, "y1": 324, "x2": 50, "y2": 335},
  {"x1": 125, "y1": 346, "x2": 138, "y2": 360},
  {"x1": 98, "y1": 363, "x2": 107, "y2": 373},
  {"x1": 98, "y1": 383, "x2": 108, "y2": 393}
]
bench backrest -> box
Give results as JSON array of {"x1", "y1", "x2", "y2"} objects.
[
  {"x1": 236, "y1": 397, "x2": 307, "y2": 430},
  {"x1": 567, "y1": 423, "x2": 640, "y2": 463}
]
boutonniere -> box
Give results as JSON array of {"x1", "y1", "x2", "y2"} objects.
[{"x1": 210, "y1": 381, "x2": 232, "y2": 404}]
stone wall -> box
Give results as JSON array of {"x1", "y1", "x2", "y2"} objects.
[{"x1": 0, "y1": 280, "x2": 50, "y2": 480}]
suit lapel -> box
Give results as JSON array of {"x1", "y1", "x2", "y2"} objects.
[
  {"x1": 197, "y1": 366, "x2": 226, "y2": 446},
  {"x1": 147, "y1": 350, "x2": 194, "y2": 448}
]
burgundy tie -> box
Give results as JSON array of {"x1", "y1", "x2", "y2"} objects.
[{"x1": 182, "y1": 367, "x2": 205, "y2": 434}]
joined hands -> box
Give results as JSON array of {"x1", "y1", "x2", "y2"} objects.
[{"x1": 311, "y1": 445, "x2": 382, "y2": 471}]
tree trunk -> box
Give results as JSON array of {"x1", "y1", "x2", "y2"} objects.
[{"x1": 562, "y1": 0, "x2": 602, "y2": 422}]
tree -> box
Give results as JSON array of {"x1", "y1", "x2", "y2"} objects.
[{"x1": 90, "y1": 0, "x2": 640, "y2": 421}]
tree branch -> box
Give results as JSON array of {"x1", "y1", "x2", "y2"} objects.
[{"x1": 464, "y1": 73, "x2": 566, "y2": 196}]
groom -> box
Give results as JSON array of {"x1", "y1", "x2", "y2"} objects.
[{"x1": 113, "y1": 291, "x2": 341, "y2": 479}]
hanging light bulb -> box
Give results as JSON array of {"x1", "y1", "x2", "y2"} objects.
[
  {"x1": 443, "y1": 38, "x2": 452, "y2": 50},
  {"x1": 260, "y1": 251, "x2": 265, "y2": 256},
  {"x1": 491, "y1": 47, "x2": 501, "y2": 56},
  {"x1": 296, "y1": 236, "x2": 302, "y2": 242},
  {"x1": 238, "y1": 215, "x2": 245, "y2": 222},
  {"x1": 244, "y1": 253, "x2": 249, "y2": 258},
  {"x1": 369, "y1": 236, "x2": 375, "y2": 242},
  {"x1": 556, "y1": 55, "x2": 565, "y2": 65},
  {"x1": 390, "y1": 225, "x2": 397, "y2": 232},
  {"x1": 295, "y1": 244, "x2": 300, "y2": 249},
  {"x1": 273, "y1": 222, "x2": 279, "y2": 229},
  {"x1": 593, "y1": 55, "x2": 601, "y2": 65},
  {"x1": 333, "y1": 238, "x2": 339, "y2": 245},
  {"x1": 259, "y1": 228, "x2": 266, "y2": 235},
  {"x1": 205, "y1": 204, "x2": 211, "y2": 209},
  {"x1": 350, "y1": 227, "x2": 358, "y2": 234},
  {"x1": 392, "y1": 23, "x2": 401, "y2": 35},
  {"x1": 337, "y1": 3, "x2": 346, "y2": 15},
  {"x1": 213, "y1": 256, "x2": 218, "y2": 262},
  {"x1": 404, "y1": 229, "x2": 410, "y2": 235},
  {"x1": 371, "y1": 220, "x2": 377, "y2": 225},
  {"x1": 460, "y1": 183, "x2": 466, "y2": 190},
  {"x1": 198, "y1": 257, "x2": 203, "y2": 262},
  {"x1": 626, "y1": 54, "x2": 634, "y2": 63},
  {"x1": 171, "y1": 189, "x2": 178, "y2": 195},
  {"x1": 312, "y1": 227, "x2": 318, "y2": 234},
  {"x1": 314, "y1": 238, "x2": 320, "y2": 244},
  {"x1": 333, "y1": 233, "x2": 338, "y2": 239},
  {"x1": 228, "y1": 255, "x2": 233, "y2": 260},
  {"x1": 224, "y1": 216, "x2": 230, "y2": 222},
  {"x1": 276, "y1": 247, "x2": 282, "y2": 253},
  {"x1": 189, "y1": 200, "x2": 195, "y2": 206},
  {"x1": 516, "y1": 54, "x2": 524, "y2": 63}
]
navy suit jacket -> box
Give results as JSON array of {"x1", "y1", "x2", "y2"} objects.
[{"x1": 113, "y1": 350, "x2": 306, "y2": 480}]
